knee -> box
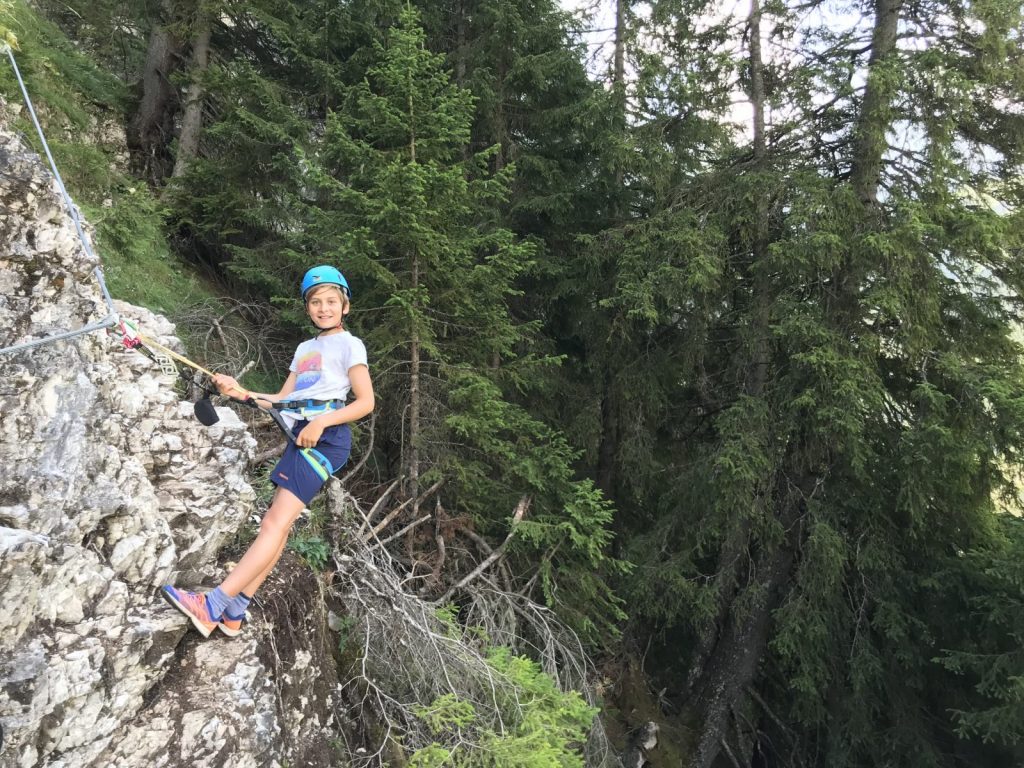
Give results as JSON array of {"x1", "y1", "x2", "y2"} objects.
[{"x1": 259, "y1": 508, "x2": 296, "y2": 540}]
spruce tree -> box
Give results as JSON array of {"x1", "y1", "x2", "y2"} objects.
[{"x1": 229, "y1": 5, "x2": 623, "y2": 640}]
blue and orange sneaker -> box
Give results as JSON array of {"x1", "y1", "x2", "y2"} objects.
[
  {"x1": 160, "y1": 586, "x2": 219, "y2": 637},
  {"x1": 218, "y1": 613, "x2": 245, "y2": 638}
]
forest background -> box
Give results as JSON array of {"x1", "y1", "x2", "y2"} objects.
[{"x1": 1, "y1": 0, "x2": 1024, "y2": 764}]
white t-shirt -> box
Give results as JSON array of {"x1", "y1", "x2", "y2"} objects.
[{"x1": 284, "y1": 331, "x2": 368, "y2": 422}]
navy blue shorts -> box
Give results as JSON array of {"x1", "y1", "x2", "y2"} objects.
[{"x1": 271, "y1": 420, "x2": 351, "y2": 504}]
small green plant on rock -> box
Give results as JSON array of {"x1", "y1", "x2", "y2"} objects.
[{"x1": 288, "y1": 533, "x2": 330, "y2": 571}]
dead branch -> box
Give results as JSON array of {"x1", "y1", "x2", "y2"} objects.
[
  {"x1": 369, "y1": 514, "x2": 432, "y2": 550},
  {"x1": 363, "y1": 478, "x2": 445, "y2": 541},
  {"x1": 234, "y1": 360, "x2": 256, "y2": 378},
  {"x1": 252, "y1": 441, "x2": 287, "y2": 465},
  {"x1": 745, "y1": 685, "x2": 796, "y2": 742},
  {"x1": 459, "y1": 528, "x2": 493, "y2": 555},
  {"x1": 360, "y1": 477, "x2": 402, "y2": 536},
  {"x1": 430, "y1": 496, "x2": 447, "y2": 588},
  {"x1": 340, "y1": 411, "x2": 376, "y2": 485},
  {"x1": 436, "y1": 496, "x2": 529, "y2": 604},
  {"x1": 720, "y1": 737, "x2": 743, "y2": 768},
  {"x1": 206, "y1": 302, "x2": 248, "y2": 355},
  {"x1": 325, "y1": 492, "x2": 617, "y2": 768}
]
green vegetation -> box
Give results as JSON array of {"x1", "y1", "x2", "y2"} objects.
[
  {"x1": 287, "y1": 532, "x2": 330, "y2": 571},
  {"x1": 409, "y1": 651, "x2": 597, "y2": 767},
  {"x1": 286, "y1": 536, "x2": 329, "y2": 573},
  {"x1": 0, "y1": 0, "x2": 218, "y2": 316}
]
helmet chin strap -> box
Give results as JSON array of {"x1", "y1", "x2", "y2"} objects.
[{"x1": 313, "y1": 319, "x2": 344, "y2": 336}]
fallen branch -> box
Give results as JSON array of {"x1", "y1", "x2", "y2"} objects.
[
  {"x1": 430, "y1": 496, "x2": 446, "y2": 588},
  {"x1": 436, "y1": 496, "x2": 529, "y2": 604},
  {"x1": 340, "y1": 411, "x2": 376, "y2": 485},
  {"x1": 235, "y1": 360, "x2": 256, "y2": 378},
  {"x1": 459, "y1": 528, "x2": 493, "y2": 555},
  {"x1": 206, "y1": 302, "x2": 247, "y2": 353},
  {"x1": 326, "y1": 492, "x2": 617, "y2": 768},
  {"x1": 459, "y1": 527, "x2": 515, "y2": 591},
  {"x1": 369, "y1": 514, "x2": 432, "y2": 551},
  {"x1": 360, "y1": 477, "x2": 402, "y2": 537},
  {"x1": 364, "y1": 478, "x2": 445, "y2": 541}
]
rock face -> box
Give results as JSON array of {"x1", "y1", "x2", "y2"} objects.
[{"x1": 0, "y1": 124, "x2": 339, "y2": 767}]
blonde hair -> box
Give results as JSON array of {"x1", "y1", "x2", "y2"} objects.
[{"x1": 305, "y1": 283, "x2": 349, "y2": 307}]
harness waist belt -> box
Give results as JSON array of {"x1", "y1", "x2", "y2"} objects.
[{"x1": 273, "y1": 398, "x2": 345, "y2": 412}]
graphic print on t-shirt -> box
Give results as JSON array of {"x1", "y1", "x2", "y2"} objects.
[{"x1": 294, "y1": 350, "x2": 323, "y2": 391}]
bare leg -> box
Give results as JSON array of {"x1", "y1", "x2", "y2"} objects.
[
  {"x1": 218, "y1": 487, "x2": 305, "y2": 597},
  {"x1": 237, "y1": 532, "x2": 288, "y2": 598}
]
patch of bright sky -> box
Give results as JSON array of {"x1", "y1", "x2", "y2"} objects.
[
  {"x1": 560, "y1": 0, "x2": 873, "y2": 137},
  {"x1": 560, "y1": 0, "x2": 1016, "y2": 205}
]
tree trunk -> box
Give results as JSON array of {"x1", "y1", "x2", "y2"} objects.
[
  {"x1": 613, "y1": 0, "x2": 626, "y2": 95},
  {"x1": 747, "y1": 0, "x2": 770, "y2": 396},
  {"x1": 684, "y1": 2, "x2": 904, "y2": 764},
  {"x1": 408, "y1": 103, "x2": 421, "y2": 520},
  {"x1": 597, "y1": 0, "x2": 630, "y2": 500},
  {"x1": 130, "y1": 0, "x2": 181, "y2": 185},
  {"x1": 455, "y1": 0, "x2": 467, "y2": 87},
  {"x1": 612, "y1": 0, "x2": 627, "y2": 194},
  {"x1": 686, "y1": 4, "x2": 776, "y2": 763},
  {"x1": 171, "y1": 14, "x2": 212, "y2": 179},
  {"x1": 409, "y1": 253, "x2": 421, "y2": 518},
  {"x1": 681, "y1": 519, "x2": 750, "y2": 700},
  {"x1": 850, "y1": 0, "x2": 903, "y2": 205},
  {"x1": 689, "y1": 493, "x2": 803, "y2": 768},
  {"x1": 596, "y1": 374, "x2": 618, "y2": 500},
  {"x1": 494, "y1": 57, "x2": 507, "y2": 172}
]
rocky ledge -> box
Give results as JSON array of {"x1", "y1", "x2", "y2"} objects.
[{"x1": 0, "y1": 120, "x2": 337, "y2": 768}]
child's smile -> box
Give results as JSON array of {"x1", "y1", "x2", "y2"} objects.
[{"x1": 307, "y1": 292, "x2": 345, "y2": 329}]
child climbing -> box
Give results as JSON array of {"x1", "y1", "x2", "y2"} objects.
[{"x1": 161, "y1": 265, "x2": 374, "y2": 637}]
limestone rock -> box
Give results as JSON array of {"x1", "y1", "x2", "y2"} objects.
[{"x1": 0, "y1": 121, "x2": 313, "y2": 768}]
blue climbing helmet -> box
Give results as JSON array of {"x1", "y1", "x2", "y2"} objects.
[{"x1": 301, "y1": 265, "x2": 351, "y2": 300}]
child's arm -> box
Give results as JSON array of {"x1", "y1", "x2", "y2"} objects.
[
  {"x1": 250, "y1": 372, "x2": 298, "y2": 407},
  {"x1": 294, "y1": 365, "x2": 374, "y2": 448},
  {"x1": 212, "y1": 372, "x2": 298, "y2": 408}
]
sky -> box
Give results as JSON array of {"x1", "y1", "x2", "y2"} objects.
[{"x1": 557, "y1": 0, "x2": 873, "y2": 139}]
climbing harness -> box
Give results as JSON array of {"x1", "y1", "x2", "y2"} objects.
[
  {"x1": 0, "y1": 44, "x2": 119, "y2": 356},
  {"x1": 267, "y1": 398, "x2": 344, "y2": 479},
  {"x1": 301, "y1": 446, "x2": 334, "y2": 482},
  {"x1": 229, "y1": 395, "x2": 341, "y2": 483},
  {"x1": 272, "y1": 398, "x2": 346, "y2": 421},
  {"x1": 265, "y1": 398, "x2": 344, "y2": 480}
]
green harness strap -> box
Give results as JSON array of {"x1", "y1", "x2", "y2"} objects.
[{"x1": 300, "y1": 447, "x2": 332, "y2": 482}]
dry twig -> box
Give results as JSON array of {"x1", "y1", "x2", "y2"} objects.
[{"x1": 436, "y1": 496, "x2": 529, "y2": 604}]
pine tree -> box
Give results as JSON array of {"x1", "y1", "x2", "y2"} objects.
[
  {"x1": 272, "y1": 5, "x2": 623, "y2": 640},
  {"x1": 165, "y1": 0, "x2": 360, "y2": 285}
]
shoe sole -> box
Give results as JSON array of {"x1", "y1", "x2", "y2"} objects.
[
  {"x1": 160, "y1": 587, "x2": 217, "y2": 638},
  {"x1": 218, "y1": 621, "x2": 243, "y2": 638}
]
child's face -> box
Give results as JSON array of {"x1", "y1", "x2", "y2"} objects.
[{"x1": 306, "y1": 285, "x2": 349, "y2": 329}]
